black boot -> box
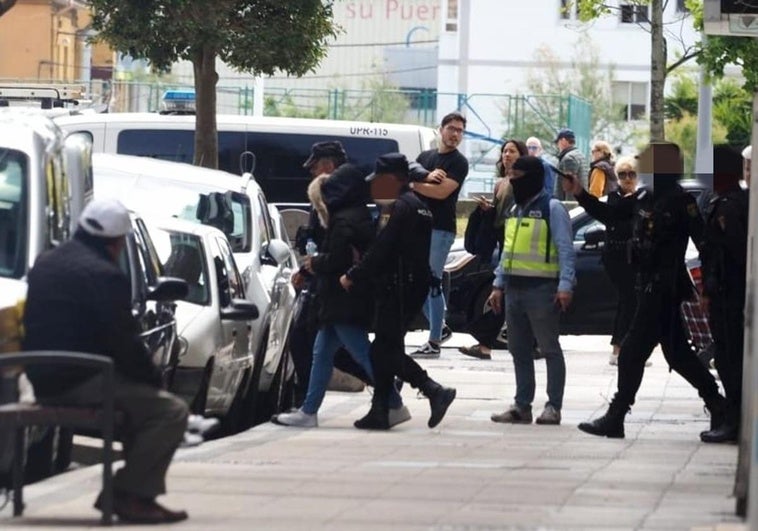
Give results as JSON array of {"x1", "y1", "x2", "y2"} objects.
[
  {"x1": 420, "y1": 379, "x2": 457, "y2": 428},
  {"x1": 704, "y1": 395, "x2": 727, "y2": 431},
  {"x1": 354, "y1": 393, "x2": 389, "y2": 430},
  {"x1": 578, "y1": 402, "x2": 628, "y2": 439},
  {"x1": 700, "y1": 421, "x2": 739, "y2": 443}
]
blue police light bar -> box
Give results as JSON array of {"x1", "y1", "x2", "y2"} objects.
[{"x1": 161, "y1": 89, "x2": 195, "y2": 114}]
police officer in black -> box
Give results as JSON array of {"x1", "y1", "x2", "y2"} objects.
[
  {"x1": 340, "y1": 153, "x2": 457, "y2": 430},
  {"x1": 699, "y1": 146, "x2": 749, "y2": 444},
  {"x1": 564, "y1": 143, "x2": 725, "y2": 439}
]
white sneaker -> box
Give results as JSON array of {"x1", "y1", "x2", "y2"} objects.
[
  {"x1": 187, "y1": 414, "x2": 220, "y2": 436},
  {"x1": 388, "y1": 405, "x2": 411, "y2": 427},
  {"x1": 609, "y1": 353, "x2": 619, "y2": 366},
  {"x1": 180, "y1": 431, "x2": 204, "y2": 448},
  {"x1": 410, "y1": 342, "x2": 441, "y2": 359},
  {"x1": 272, "y1": 408, "x2": 317, "y2": 428}
]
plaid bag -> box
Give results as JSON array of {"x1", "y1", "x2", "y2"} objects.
[{"x1": 680, "y1": 270, "x2": 712, "y2": 351}]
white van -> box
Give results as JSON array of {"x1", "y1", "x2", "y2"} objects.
[{"x1": 54, "y1": 113, "x2": 438, "y2": 205}]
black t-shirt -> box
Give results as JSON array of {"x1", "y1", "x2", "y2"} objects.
[{"x1": 416, "y1": 149, "x2": 469, "y2": 232}]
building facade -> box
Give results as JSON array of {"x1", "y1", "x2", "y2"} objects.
[{"x1": 0, "y1": 0, "x2": 113, "y2": 88}]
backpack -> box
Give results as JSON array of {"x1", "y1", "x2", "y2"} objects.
[{"x1": 464, "y1": 207, "x2": 498, "y2": 260}]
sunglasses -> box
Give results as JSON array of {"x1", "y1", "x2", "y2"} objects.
[{"x1": 617, "y1": 171, "x2": 637, "y2": 179}]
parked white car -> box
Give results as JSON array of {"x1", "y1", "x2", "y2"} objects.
[{"x1": 93, "y1": 154, "x2": 297, "y2": 429}]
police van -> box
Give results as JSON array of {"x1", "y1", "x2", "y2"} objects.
[{"x1": 53, "y1": 113, "x2": 438, "y2": 205}]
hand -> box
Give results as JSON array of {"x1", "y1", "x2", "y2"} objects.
[
  {"x1": 475, "y1": 196, "x2": 493, "y2": 211},
  {"x1": 487, "y1": 288, "x2": 503, "y2": 314},
  {"x1": 554, "y1": 291, "x2": 573, "y2": 312},
  {"x1": 340, "y1": 274, "x2": 353, "y2": 291},
  {"x1": 291, "y1": 270, "x2": 306, "y2": 290},
  {"x1": 425, "y1": 168, "x2": 446, "y2": 184},
  {"x1": 561, "y1": 173, "x2": 582, "y2": 197}
]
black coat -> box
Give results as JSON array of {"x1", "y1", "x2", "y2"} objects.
[
  {"x1": 310, "y1": 164, "x2": 375, "y2": 327},
  {"x1": 23, "y1": 234, "x2": 161, "y2": 398}
]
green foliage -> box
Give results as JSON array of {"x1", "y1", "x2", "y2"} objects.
[
  {"x1": 521, "y1": 36, "x2": 641, "y2": 151},
  {"x1": 688, "y1": 0, "x2": 758, "y2": 92},
  {"x1": 665, "y1": 111, "x2": 727, "y2": 174},
  {"x1": 665, "y1": 73, "x2": 752, "y2": 147},
  {"x1": 88, "y1": 0, "x2": 339, "y2": 76},
  {"x1": 576, "y1": 0, "x2": 650, "y2": 21}
]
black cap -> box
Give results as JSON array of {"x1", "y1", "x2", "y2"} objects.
[
  {"x1": 302, "y1": 141, "x2": 348, "y2": 169},
  {"x1": 512, "y1": 155, "x2": 545, "y2": 178},
  {"x1": 554, "y1": 128, "x2": 575, "y2": 143},
  {"x1": 365, "y1": 153, "x2": 409, "y2": 182}
]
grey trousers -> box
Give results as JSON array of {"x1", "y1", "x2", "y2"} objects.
[{"x1": 43, "y1": 375, "x2": 188, "y2": 499}]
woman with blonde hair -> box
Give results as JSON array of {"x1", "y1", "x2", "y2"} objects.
[{"x1": 588, "y1": 140, "x2": 618, "y2": 197}]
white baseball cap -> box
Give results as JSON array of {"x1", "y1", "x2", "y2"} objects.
[{"x1": 78, "y1": 198, "x2": 132, "y2": 238}]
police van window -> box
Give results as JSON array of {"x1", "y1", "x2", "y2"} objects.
[
  {"x1": 0, "y1": 150, "x2": 28, "y2": 280},
  {"x1": 117, "y1": 128, "x2": 399, "y2": 202},
  {"x1": 246, "y1": 133, "x2": 398, "y2": 203},
  {"x1": 118, "y1": 129, "x2": 194, "y2": 165}
]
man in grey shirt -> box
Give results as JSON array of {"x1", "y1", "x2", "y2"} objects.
[{"x1": 553, "y1": 128, "x2": 587, "y2": 201}]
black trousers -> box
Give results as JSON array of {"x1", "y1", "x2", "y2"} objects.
[
  {"x1": 709, "y1": 292, "x2": 745, "y2": 426},
  {"x1": 603, "y1": 255, "x2": 637, "y2": 347},
  {"x1": 371, "y1": 280, "x2": 431, "y2": 406},
  {"x1": 615, "y1": 285, "x2": 720, "y2": 408}
]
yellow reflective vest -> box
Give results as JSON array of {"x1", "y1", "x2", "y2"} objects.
[{"x1": 501, "y1": 196, "x2": 559, "y2": 279}]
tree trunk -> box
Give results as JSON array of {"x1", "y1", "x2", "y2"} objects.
[
  {"x1": 192, "y1": 45, "x2": 219, "y2": 169},
  {"x1": 0, "y1": 0, "x2": 17, "y2": 18},
  {"x1": 649, "y1": 0, "x2": 665, "y2": 141}
]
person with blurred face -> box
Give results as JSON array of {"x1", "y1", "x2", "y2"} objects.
[
  {"x1": 340, "y1": 153, "x2": 457, "y2": 430},
  {"x1": 487, "y1": 155, "x2": 575, "y2": 426},
  {"x1": 699, "y1": 146, "x2": 749, "y2": 443},
  {"x1": 410, "y1": 111, "x2": 469, "y2": 359},
  {"x1": 566, "y1": 142, "x2": 724, "y2": 440},
  {"x1": 553, "y1": 128, "x2": 587, "y2": 200}
]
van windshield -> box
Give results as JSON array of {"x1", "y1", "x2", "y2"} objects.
[{"x1": 0, "y1": 149, "x2": 28, "y2": 280}]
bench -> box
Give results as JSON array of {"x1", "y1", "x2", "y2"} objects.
[{"x1": 0, "y1": 351, "x2": 116, "y2": 526}]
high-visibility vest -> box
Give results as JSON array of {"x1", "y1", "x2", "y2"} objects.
[{"x1": 501, "y1": 194, "x2": 560, "y2": 278}]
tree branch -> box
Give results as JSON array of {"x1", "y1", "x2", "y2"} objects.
[{"x1": 667, "y1": 50, "x2": 700, "y2": 74}]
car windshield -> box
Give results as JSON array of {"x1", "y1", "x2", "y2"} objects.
[
  {"x1": 150, "y1": 228, "x2": 210, "y2": 306},
  {"x1": 0, "y1": 149, "x2": 28, "y2": 280}
]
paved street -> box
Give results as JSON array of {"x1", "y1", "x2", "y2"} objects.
[{"x1": 0, "y1": 333, "x2": 746, "y2": 530}]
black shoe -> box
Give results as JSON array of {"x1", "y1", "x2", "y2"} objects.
[
  {"x1": 427, "y1": 386, "x2": 456, "y2": 428},
  {"x1": 705, "y1": 396, "x2": 727, "y2": 431},
  {"x1": 700, "y1": 421, "x2": 738, "y2": 444},
  {"x1": 577, "y1": 405, "x2": 627, "y2": 439},
  {"x1": 354, "y1": 406, "x2": 390, "y2": 430}
]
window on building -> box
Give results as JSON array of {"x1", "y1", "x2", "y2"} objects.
[
  {"x1": 620, "y1": 3, "x2": 649, "y2": 23},
  {"x1": 612, "y1": 81, "x2": 648, "y2": 121},
  {"x1": 446, "y1": 0, "x2": 458, "y2": 32}
]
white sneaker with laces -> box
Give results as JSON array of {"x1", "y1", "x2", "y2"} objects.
[
  {"x1": 410, "y1": 342, "x2": 441, "y2": 359},
  {"x1": 272, "y1": 408, "x2": 318, "y2": 427}
]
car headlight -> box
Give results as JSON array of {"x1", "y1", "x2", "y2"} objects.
[{"x1": 445, "y1": 249, "x2": 476, "y2": 273}]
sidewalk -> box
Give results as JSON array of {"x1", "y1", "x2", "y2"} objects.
[{"x1": 0, "y1": 333, "x2": 745, "y2": 530}]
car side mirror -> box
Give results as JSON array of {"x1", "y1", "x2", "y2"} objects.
[
  {"x1": 260, "y1": 238, "x2": 291, "y2": 267},
  {"x1": 147, "y1": 276, "x2": 189, "y2": 302},
  {"x1": 583, "y1": 228, "x2": 606, "y2": 250},
  {"x1": 220, "y1": 299, "x2": 259, "y2": 321}
]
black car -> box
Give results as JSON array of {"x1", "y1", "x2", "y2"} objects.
[{"x1": 445, "y1": 181, "x2": 710, "y2": 339}]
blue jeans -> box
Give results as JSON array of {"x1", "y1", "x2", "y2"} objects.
[
  {"x1": 422, "y1": 229, "x2": 456, "y2": 342},
  {"x1": 301, "y1": 324, "x2": 402, "y2": 414},
  {"x1": 504, "y1": 281, "x2": 566, "y2": 410}
]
